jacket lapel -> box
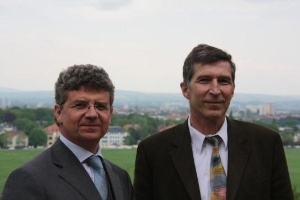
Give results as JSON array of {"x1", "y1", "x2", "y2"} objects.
[
  {"x1": 169, "y1": 121, "x2": 201, "y2": 200},
  {"x1": 51, "y1": 140, "x2": 101, "y2": 200},
  {"x1": 102, "y1": 159, "x2": 125, "y2": 200},
  {"x1": 226, "y1": 119, "x2": 250, "y2": 200}
]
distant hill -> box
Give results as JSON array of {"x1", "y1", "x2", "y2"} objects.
[
  {"x1": 1, "y1": 89, "x2": 300, "y2": 111},
  {"x1": 0, "y1": 87, "x2": 21, "y2": 92}
]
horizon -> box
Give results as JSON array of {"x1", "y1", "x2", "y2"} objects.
[{"x1": 1, "y1": 86, "x2": 300, "y2": 98}]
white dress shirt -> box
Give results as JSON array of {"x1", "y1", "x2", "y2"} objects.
[
  {"x1": 59, "y1": 134, "x2": 103, "y2": 181},
  {"x1": 189, "y1": 117, "x2": 228, "y2": 200}
]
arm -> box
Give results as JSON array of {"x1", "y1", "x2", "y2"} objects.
[
  {"x1": 271, "y1": 134, "x2": 294, "y2": 200},
  {"x1": 134, "y1": 142, "x2": 153, "y2": 200},
  {"x1": 1, "y1": 168, "x2": 46, "y2": 200}
]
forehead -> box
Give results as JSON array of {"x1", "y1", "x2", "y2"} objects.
[
  {"x1": 193, "y1": 61, "x2": 232, "y2": 77},
  {"x1": 66, "y1": 87, "x2": 110, "y2": 102}
]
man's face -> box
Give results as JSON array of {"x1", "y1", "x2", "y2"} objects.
[
  {"x1": 181, "y1": 61, "x2": 235, "y2": 122},
  {"x1": 54, "y1": 87, "x2": 113, "y2": 153}
]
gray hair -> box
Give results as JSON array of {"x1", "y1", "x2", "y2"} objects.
[{"x1": 55, "y1": 64, "x2": 115, "y2": 106}]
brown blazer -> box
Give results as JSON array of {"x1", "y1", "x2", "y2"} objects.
[
  {"x1": 134, "y1": 118, "x2": 293, "y2": 200},
  {"x1": 1, "y1": 139, "x2": 134, "y2": 200}
]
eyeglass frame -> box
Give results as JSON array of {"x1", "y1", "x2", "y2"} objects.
[{"x1": 61, "y1": 100, "x2": 112, "y2": 114}]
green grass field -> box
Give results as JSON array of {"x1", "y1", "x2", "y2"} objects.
[
  {"x1": 0, "y1": 148, "x2": 299, "y2": 194},
  {"x1": 285, "y1": 148, "x2": 300, "y2": 193}
]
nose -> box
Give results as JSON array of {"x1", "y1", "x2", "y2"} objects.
[
  {"x1": 85, "y1": 105, "x2": 98, "y2": 117},
  {"x1": 209, "y1": 80, "x2": 221, "y2": 95}
]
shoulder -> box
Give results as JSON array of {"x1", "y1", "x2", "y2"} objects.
[
  {"x1": 20, "y1": 148, "x2": 52, "y2": 170},
  {"x1": 136, "y1": 121, "x2": 189, "y2": 157},
  {"x1": 229, "y1": 119, "x2": 277, "y2": 132},
  {"x1": 228, "y1": 119, "x2": 281, "y2": 141},
  {"x1": 1, "y1": 149, "x2": 52, "y2": 196},
  {"x1": 13, "y1": 141, "x2": 67, "y2": 175},
  {"x1": 140, "y1": 121, "x2": 187, "y2": 145}
]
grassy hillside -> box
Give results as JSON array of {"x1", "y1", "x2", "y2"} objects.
[{"x1": 0, "y1": 148, "x2": 299, "y2": 194}]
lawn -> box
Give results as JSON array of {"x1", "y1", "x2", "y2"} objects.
[
  {"x1": 0, "y1": 148, "x2": 299, "y2": 194},
  {"x1": 0, "y1": 148, "x2": 137, "y2": 194},
  {"x1": 285, "y1": 148, "x2": 300, "y2": 193}
]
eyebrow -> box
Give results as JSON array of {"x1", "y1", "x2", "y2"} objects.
[{"x1": 196, "y1": 74, "x2": 232, "y2": 79}]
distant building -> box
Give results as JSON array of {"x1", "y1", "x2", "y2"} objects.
[
  {"x1": 44, "y1": 124, "x2": 60, "y2": 148},
  {"x1": 293, "y1": 133, "x2": 300, "y2": 143},
  {"x1": 279, "y1": 126, "x2": 293, "y2": 134},
  {"x1": 100, "y1": 126, "x2": 128, "y2": 148},
  {"x1": 44, "y1": 124, "x2": 128, "y2": 148},
  {"x1": 5, "y1": 130, "x2": 28, "y2": 149},
  {"x1": 259, "y1": 103, "x2": 274, "y2": 116}
]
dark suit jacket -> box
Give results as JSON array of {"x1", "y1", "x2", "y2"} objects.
[
  {"x1": 134, "y1": 119, "x2": 294, "y2": 200},
  {"x1": 1, "y1": 140, "x2": 134, "y2": 200}
]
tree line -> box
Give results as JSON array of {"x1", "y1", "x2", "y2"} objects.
[
  {"x1": 1, "y1": 107, "x2": 299, "y2": 148},
  {"x1": 0, "y1": 107, "x2": 54, "y2": 148},
  {"x1": 0, "y1": 107, "x2": 182, "y2": 148}
]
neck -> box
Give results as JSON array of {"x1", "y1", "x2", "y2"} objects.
[{"x1": 190, "y1": 115, "x2": 225, "y2": 135}]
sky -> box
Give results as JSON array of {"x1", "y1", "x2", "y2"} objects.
[{"x1": 0, "y1": 0, "x2": 299, "y2": 96}]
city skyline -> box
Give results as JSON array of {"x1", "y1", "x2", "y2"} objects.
[{"x1": 1, "y1": 0, "x2": 300, "y2": 96}]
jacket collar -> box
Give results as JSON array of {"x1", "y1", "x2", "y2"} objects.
[{"x1": 170, "y1": 120, "x2": 202, "y2": 200}]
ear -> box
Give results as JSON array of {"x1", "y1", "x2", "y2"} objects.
[
  {"x1": 54, "y1": 104, "x2": 62, "y2": 125},
  {"x1": 180, "y1": 82, "x2": 189, "y2": 99}
]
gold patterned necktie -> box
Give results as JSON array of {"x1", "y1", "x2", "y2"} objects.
[
  {"x1": 88, "y1": 156, "x2": 108, "y2": 200},
  {"x1": 206, "y1": 136, "x2": 227, "y2": 200}
]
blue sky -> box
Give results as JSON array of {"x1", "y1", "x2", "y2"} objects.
[{"x1": 0, "y1": 0, "x2": 299, "y2": 95}]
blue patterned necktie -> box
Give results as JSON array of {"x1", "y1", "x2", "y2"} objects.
[
  {"x1": 88, "y1": 156, "x2": 108, "y2": 200},
  {"x1": 206, "y1": 136, "x2": 227, "y2": 200}
]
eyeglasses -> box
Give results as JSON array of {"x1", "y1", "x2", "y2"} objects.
[{"x1": 68, "y1": 101, "x2": 111, "y2": 113}]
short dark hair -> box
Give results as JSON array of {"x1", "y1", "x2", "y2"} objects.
[
  {"x1": 182, "y1": 44, "x2": 236, "y2": 85},
  {"x1": 55, "y1": 64, "x2": 115, "y2": 106}
]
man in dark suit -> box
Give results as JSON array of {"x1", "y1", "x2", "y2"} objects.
[
  {"x1": 1, "y1": 64, "x2": 134, "y2": 200},
  {"x1": 134, "y1": 44, "x2": 294, "y2": 200}
]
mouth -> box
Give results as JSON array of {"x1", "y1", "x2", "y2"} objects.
[
  {"x1": 79, "y1": 125, "x2": 101, "y2": 133},
  {"x1": 80, "y1": 123, "x2": 99, "y2": 126},
  {"x1": 81, "y1": 124, "x2": 99, "y2": 126},
  {"x1": 80, "y1": 121, "x2": 101, "y2": 126},
  {"x1": 204, "y1": 101, "x2": 224, "y2": 104},
  {"x1": 79, "y1": 124, "x2": 101, "y2": 129},
  {"x1": 203, "y1": 101, "x2": 225, "y2": 109}
]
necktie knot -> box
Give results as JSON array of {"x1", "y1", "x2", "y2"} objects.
[
  {"x1": 88, "y1": 156, "x2": 103, "y2": 170},
  {"x1": 206, "y1": 135, "x2": 222, "y2": 147}
]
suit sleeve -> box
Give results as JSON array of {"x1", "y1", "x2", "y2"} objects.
[
  {"x1": 271, "y1": 133, "x2": 294, "y2": 200},
  {"x1": 1, "y1": 168, "x2": 47, "y2": 200},
  {"x1": 134, "y1": 142, "x2": 153, "y2": 200}
]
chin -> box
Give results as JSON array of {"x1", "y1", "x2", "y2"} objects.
[
  {"x1": 80, "y1": 133, "x2": 101, "y2": 139},
  {"x1": 206, "y1": 112, "x2": 224, "y2": 119}
]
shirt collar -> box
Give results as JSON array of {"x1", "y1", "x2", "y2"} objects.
[
  {"x1": 188, "y1": 117, "x2": 228, "y2": 150},
  {"x1": 59, "y1": 134, "x2": 103, "y2": 163}
]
